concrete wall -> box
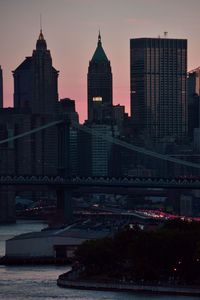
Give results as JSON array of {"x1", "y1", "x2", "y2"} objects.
[{"x1": 6, "y1": 237, "x2": 54, "y2": 257}]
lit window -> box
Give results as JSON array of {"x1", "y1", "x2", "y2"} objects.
[{"x1": 93, "y1": 96, "x2": 102, "y2": 102}]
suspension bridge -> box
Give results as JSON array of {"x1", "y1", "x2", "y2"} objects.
[
  {"x1": 0, "y1": 119, "x2": 200, "y2": 170},
  {"x1": 0, "y1": 118, "x2": 200, "y2": 222},
  {"x1": 0, "y1": 174, "x2": 200, "y2": 189}
]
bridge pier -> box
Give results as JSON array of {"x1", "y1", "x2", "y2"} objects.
[
  {"x1": 56, "y1": 190, "x2": 73, "y2": 224},
  {"x1": 0, "y1": 186, "x2": 15, "y2": 223}
]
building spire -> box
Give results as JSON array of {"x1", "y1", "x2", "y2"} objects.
[
  {"x1": 98, "y1": 30, "x2": 102, "y2": 46},
  {"x1": 38, "y1": 30, "x2": 44, "y2": 40},
  {"x1": 91, "y1": 31, "x2": 109, "y2": 62},
  {"x1": 38, "y1": 14, "x2": 44, "y2": 40},
  {"x1": 36, "y1": 30, "x2": 47, "y2": 50},
  {"x1": 36, "y1": 14, "x2": 47, "y2": 50}
]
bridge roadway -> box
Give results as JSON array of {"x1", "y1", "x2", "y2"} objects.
[{"x1": 0, "y1": 175, "x2": 200, "y2": 189}]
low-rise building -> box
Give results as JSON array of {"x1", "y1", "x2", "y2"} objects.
[{"x1": 5, "y1": 224, "x2": 112, "y2": 260}]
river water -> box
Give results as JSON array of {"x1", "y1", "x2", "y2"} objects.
[{"x1": 0, "y1": 221, "x2": 198, "y2": 300}]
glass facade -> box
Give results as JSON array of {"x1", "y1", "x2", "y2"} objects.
[{"x1": 130, "y1": 38, "x2": 188, "y2": 141}]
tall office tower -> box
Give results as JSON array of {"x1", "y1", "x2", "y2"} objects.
[
  {"x1": 79, "y1": 123, "x2": 119, "y2": 176},
  {"x1": 0, "y1": 66, "x2": 3, "y2": 108},
  {"x1": 87, "y1": 32, "x2": 113, "y2": 123},
  {"x1": 59, "y1": 98, "x2": 79, "y2": 175},
  {"x1": 13, "y1": 30, "x2": 59, "y2": 113},
  {"x1": 187, "y1": 68, "x2": 200, "y2": 137},
  {"x1": 130, "y1": 38, "x2": 187, "y2": 141},
  {"x1": 113, "y1": 104, "x2": 126, "y2": 133},
  {"x1": 12, "y1": 30, "x2": 60, "y2": 176}
]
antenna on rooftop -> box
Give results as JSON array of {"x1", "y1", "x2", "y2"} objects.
[
  {"x1": 40, "y1": 13, "x2": 42, "y2": 32},
  {"x1": 164, "y1": 31, "x2": 168, "y2": 38}
]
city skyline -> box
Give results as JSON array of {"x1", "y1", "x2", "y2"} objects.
[{"x1": 1, "y1": 0, "x2": 200, "y2": 122}]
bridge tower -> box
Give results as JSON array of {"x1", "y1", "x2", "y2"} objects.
[{"x1": 0, "y1": 186, "x2": 15, "y2": 223}]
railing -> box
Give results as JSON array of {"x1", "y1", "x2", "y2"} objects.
[{"x1": 0, "y1": 175, "x2": 200, "y2": 189}]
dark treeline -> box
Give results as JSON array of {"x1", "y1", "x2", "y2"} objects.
[{"x1": 75, "y1": 220, "x2": 200, "y2": 284}]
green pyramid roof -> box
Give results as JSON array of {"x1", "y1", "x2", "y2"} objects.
[{"x1": 91, "y1": 33, "x2": 109, "y2": 62}]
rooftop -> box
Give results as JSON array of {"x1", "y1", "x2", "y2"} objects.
[{"x1": 91, "y1": 32, "x2": 109, "y2": 62}]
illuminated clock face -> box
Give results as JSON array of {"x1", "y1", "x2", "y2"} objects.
[{"x1": 93, "y1": 96, "x2": 102, "y2": 102}]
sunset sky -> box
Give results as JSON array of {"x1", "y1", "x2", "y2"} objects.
[{"x1": 1, "y1": 0, "x2": 200, "y2": 122}]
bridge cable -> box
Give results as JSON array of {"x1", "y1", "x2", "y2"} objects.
[
  {"x1": 0, "y1": 120, "x2": 62, "y2": 145},
  {"x1": 1, "y1": 117, "x2": 200, "y2": 169},
  {"x1": 74, "y1": 123, "x2": 200, "y2": 169}
]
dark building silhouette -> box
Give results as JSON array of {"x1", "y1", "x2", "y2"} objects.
[
  {"x1": 13, "y1": 30, "x2": 59, "y2": 114},
  {"x1": 58, "y1": 98, "x2": 79, "y2": 175},
  {"x1": 112, "y1": 104, "x2": 127, "y2": 134},
  {"x1": 187, "y1": 68, "x2": 200, "y2": 137},
  {"x1": 59, "y1": 98, "x2": 79, "y2": 124},
  {"x1": 85, "y1": 34, "x2": 131, "y2": 176},
  {"x1": 78, "y1": 123, "x2": 120, "y2": 176},
  {"x1": 87, "y1": 32, "x2": 113, "y2": 123},
  {"x1": 0, "y1": 30, "x2": 79, "y2": 223},
  {"x1": 0, "y1": 108, "x2": 59, "y2": 176},
  {"x1": 0, "y1": 107, "x2": 62, "y2": 223},
  {"x1": 130, "y1": 38, "x2": 188, "y2": 141},
  {"x1": 11, "y1": 30, "x2": 60, "y2": 176},
  {"x1": 13, "y1": 57, "x2": 32, "y2": 110},
  {"x1": 85, "y1": 33, "x2": 115, "y2": 176},
  {"x1": 78, "y1": 128, "x2": 92, "y2": 176},
  {"x1": 0, "y1": 66, "x2": 3, "y2": 108}
]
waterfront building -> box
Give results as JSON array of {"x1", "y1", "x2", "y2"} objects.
[
  {"x1": 130, "y1": 37, "x2": 187, "y2": 141},
  {"x1": 5, "y1": 223, "x2": 112, "y2": 260},
  {"x1": 0, "y1": 66, "x2": 3, "y2": 108},
  {"x1": 87, "y1": 32, "x2": 113, "y2": 123}
]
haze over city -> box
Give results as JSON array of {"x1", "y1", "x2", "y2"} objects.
[{"x1": 1, "y1": 0, "x2": 200, "y2": 122}]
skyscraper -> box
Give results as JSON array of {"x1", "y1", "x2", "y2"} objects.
[
  {"x1": 13, "y1": 30, "x2": 59, "y2": 114},
  {"x1": 130, "y1": 38, "x2": 187, "y2": 141},
  {"x1": 11, "y1": 30, "x2": 60, "y2": 176},
  {"x1": 87, "y1": 32, "x2": 113, "y2": 123},
  {"x1": 187, "y1": 67, "x2": 200, "y2": 137},
  {"x1": 0, "y1": 66, "x2": 3, "y2": 108}
]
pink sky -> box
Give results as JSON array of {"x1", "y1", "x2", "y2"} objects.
[{"x1": 1, "y1": 0, "x2": 200, "y2": 123}]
